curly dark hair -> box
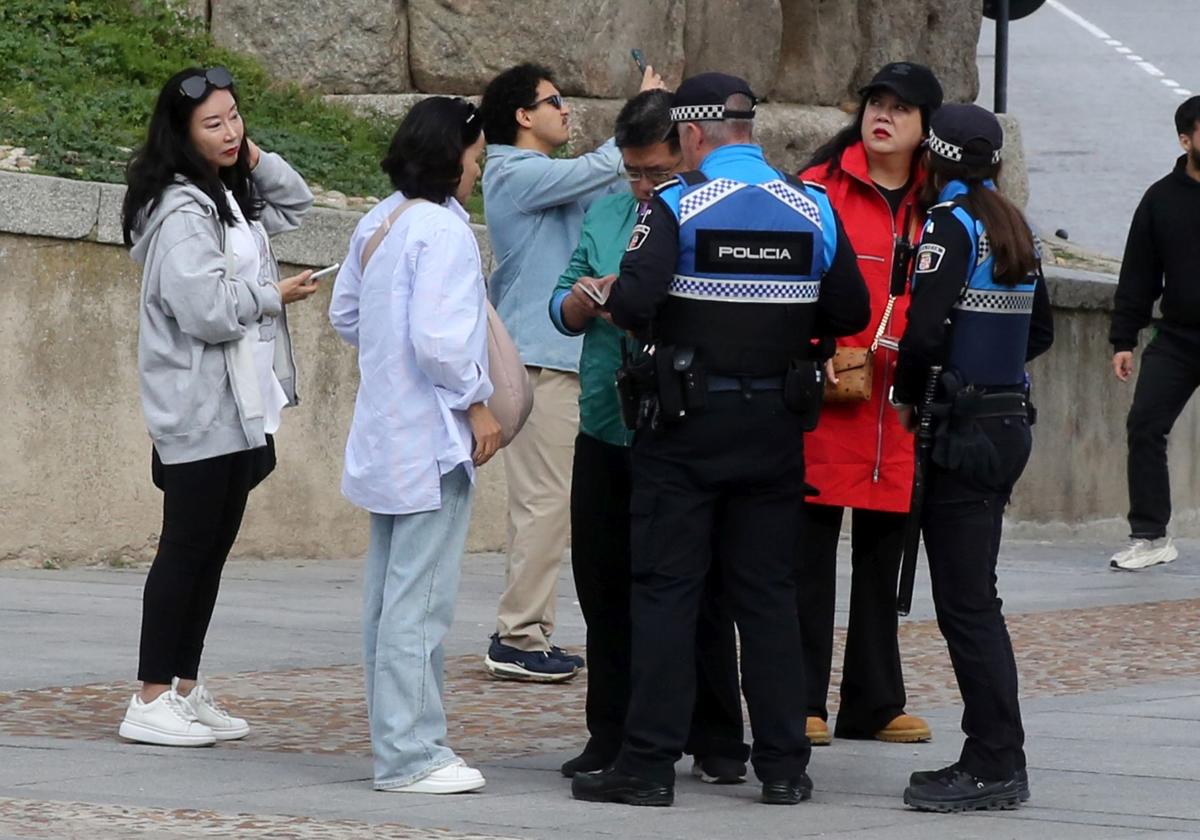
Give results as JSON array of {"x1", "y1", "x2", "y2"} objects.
[
  {"x1": 479, "y1": 63, "x2": 554, "y2": 146},
  {"x1": 380, "y1": 97, "x2": 483, "y2": 204},
  {"x1": 122, "y1": 67, "x2": 262, "y2": 246}
]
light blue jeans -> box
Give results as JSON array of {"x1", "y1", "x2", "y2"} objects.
[{"x1": 363, "y1": 466, "x2": 474, "y2": 789}]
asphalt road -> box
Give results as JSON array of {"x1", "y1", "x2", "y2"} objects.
[{"x1": 976, "y1": 0, "x2": 1199, "y2": 256}]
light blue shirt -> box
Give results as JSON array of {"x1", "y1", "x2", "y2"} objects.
[
  {"x1": 330, "y1": 193, "x2": 492, "y2": 515},
  {"x1": 482, "y1": 140, "x2": 623, "y2": 372}
]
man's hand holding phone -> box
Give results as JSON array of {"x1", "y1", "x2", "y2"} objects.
[{"x1": 562, "y1": 274, "x2": 616, "y2": 332}]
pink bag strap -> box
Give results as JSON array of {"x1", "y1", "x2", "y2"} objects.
[{"x1": 360, "y1": 197, "x2": 426, "y2": 269}]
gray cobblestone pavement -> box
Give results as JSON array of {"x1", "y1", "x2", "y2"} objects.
[{"x1": 2, "y1": 540, "x2": 1199, "y2": 838}]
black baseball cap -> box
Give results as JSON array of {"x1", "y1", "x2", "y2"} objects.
[
  {"x1": 928, "y1": 103, "x2": 1004, "y2": 167},
  {"x1": 859, "y1": 62, "x2": 944, "y2": 110},
  {"x1": 669, "y1": 72, "x2": 757, "y2": 123}
]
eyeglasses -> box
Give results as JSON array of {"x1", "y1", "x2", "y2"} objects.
[
  {"x1": 621, "y1": 159, "x2": 682, "y2": 184},
  {"x1": 525, "y1": 94, "x2": 566, "y2": 112},
  {"x1": 179, "y1": 67, "x2": 234, "y2": 100}
]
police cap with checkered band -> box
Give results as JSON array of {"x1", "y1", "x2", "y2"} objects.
[
  {"x1": 669, "y1": 72, "x2": 757, "y2": 123},
  {"x1": 928, "y1": 103, "x2": 1004, "y2": 168}
]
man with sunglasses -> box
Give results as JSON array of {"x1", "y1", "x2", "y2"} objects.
[
  {"x1": 547, "y1": 90, "x2": 749, "y2": 784},
  {"x1": 479, "y1": 63, "x2": 662, "y2": 684}
]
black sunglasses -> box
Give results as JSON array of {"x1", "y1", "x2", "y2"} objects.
[
  {"x1": 525, "y1": 94, "x2": 565, "y2": 112},
  {"x1": 179, "y1": 67, "x2": 234, "y2": 100}
]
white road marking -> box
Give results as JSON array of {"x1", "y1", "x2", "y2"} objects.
[{"x1": 1048, "y1": 0, "x2": 1190, "y2": 101}]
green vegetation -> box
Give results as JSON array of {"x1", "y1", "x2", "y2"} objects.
[{"x1": 0, "y1": 0, "x2": 396, "y2": 197}]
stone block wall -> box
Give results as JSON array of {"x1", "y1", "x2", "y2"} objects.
[
  {"x1": 199, "y1": 0, "x2": 981, "y2": 105},
  {"x1": 1, "y1": 170, "x2": 1195, "y2": 565}
]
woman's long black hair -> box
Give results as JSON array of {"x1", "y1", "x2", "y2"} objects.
[
  {"x1": 121, "y1": 67, "x2": 262, "y2": 246},
  {"x1": 920, "y1": 147, "x2": 1037, "y2": 287}
]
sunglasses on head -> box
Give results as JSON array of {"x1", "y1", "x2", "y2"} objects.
[
  {"x1": 179, "y1": 67, "x2": 234, "y2": 100},
  {"x1": 525, "y1": 94, "x2": 565, "y2": 112}
]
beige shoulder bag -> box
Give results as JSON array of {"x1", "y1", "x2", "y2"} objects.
[{"x1": 360, "y1": 198, "x2": 532, "y2": 447}]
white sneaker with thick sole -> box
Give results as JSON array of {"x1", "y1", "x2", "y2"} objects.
[
  {"x1": 118, "y1": 689, "x2": 216, "y2": 746},
  {"x1": 177, "y1": 679, "x2": 250, "y2": 741},
  {"x1": 1110, "y1": 537, "x2": 1179, "y2": 571},
  {"x1": 382, "y1": 760, "x2": 486, "y2": 794}
]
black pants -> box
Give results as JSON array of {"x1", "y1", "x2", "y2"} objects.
[
  {"x1": 615, "y1": 391, "x2": 810, "y2": 785},
  {"x1": 923, "y1": 413, "x2": 1031, "y2": 780},
  {"x1": 137, "y1": 443, "x2": 271, "y2": 684},
  {"x1": 570, "y1": 432, "x2": 746, "y2": 763},
  {"x1": 797, "y1": 504, "x2": 907, "y2": 736},
  {"x1": 1126, "y1": 326, "x2": 1200, "y2": 539}
]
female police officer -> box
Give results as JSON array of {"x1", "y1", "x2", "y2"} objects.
[{"x1": 890, "y1": 104, "x2": 1053, "y2": 813}]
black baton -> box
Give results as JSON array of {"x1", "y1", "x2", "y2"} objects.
[{"x1": 897, "y1": 364, "x2": 942, "y2": 616}]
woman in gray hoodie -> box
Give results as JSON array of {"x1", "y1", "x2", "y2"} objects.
[{"x1": 118, "y1": 66, "x2": 316, "y2": 747}]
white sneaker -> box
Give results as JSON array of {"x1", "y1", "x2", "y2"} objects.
[
  {"x1": 176, "y1": 679, "x2": 250, "y2": 741},
  {"x1": 118, "y1": 689, "x2": 216, "y2": 746},
  {"x1": 383, "y1": 760, "x2": 486, "y2": 794},
  {"x1": 1110, "y1": 537, "x2": 1179, "y2": 571}
]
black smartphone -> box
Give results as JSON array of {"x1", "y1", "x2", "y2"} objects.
[{"x1": 631, "y1": 48, "x2": 646, "y2": 74}]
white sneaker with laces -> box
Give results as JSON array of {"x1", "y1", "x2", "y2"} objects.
[
  {"x1": 383, "y1": 760, "x2": 486, "y2": 794},
  {"x1": 176, "y1": 679, "x2": 250, "y2": 741},
  {"x1": 118, "y1": 689, "x2": 216, "y2": 746},
  {"x1": 1110, "y1": 537, "x2": 1179, "y2": 571}
]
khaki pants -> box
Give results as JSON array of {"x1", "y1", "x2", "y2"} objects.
[{"x1": 496, "y1": 367, "x2": 579, "y2": 651}]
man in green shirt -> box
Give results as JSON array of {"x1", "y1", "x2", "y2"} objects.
[{"x1": 548, "y1": 91, "x2": 748, "y2": 783}]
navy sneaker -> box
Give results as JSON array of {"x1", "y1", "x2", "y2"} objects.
[
  {"x1": 484, "y1": 634, "x2": 578, "y2": 683},
  {"x1": 549, "y1": 645, "x2": 585, "y2": 670},
  {"x1": 903, "y1": 767, "x2": 1023, "y2": 812},
  {"x1": 690, "y1": 755, "x2": 746, "y2": 785},
  {"x1": 909, "y1": 763, "x2": 1030, "y2": 802}
]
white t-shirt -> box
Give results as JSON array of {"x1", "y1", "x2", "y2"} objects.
[{"x1": 226, "y1": 191, "x2": 288, "y2": 435}]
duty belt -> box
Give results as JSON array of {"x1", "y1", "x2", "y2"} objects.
[
  {"x1": 707, "y1": 374, "x2": 784, "y2": 393},
  {"x1": 944, "y1": 390, "x2": 1029, "y2": 419}
]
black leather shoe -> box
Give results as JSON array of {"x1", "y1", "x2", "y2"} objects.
[
  {"x1": 909, "y1": 763, "x2": 1030, "y2": 802},
  {"x1": 903, "y1": 768, "x2": 1023, "y2": 812},
  {"x1": 761, "y1": 772, "x2": 813, "y2": 805},
  {"x1": 571, "y1": 767, "x2": 674, "y2": 806},
  {"x1": 560, "y1": 750, "x2": 614, "y2": 778}
]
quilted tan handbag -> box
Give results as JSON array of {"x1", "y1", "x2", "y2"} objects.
[
  {"x1": 823, "y1": 295, "x2": 897, "y2": 403},
  {"x1": 360, "y1": 198, "x2": 532, "y2": 446}
]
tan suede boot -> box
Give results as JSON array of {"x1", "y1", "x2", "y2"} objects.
[{"x1": 875, "y1": 713, "x2": 932, "y2": 743}]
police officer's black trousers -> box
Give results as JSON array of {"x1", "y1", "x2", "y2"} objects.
[
  {"x1": 798, "y1": 504, "x2": 908, "y2": 736},
  {"x1": 614, "y1": 391, "x2": 810, "y2": 785},
  {"x1": 921, "y1": 414, "x2": 1031, "y2": 781},
  {"x1": 569, "y1": 432, "x2": 747, "y2": 763},
  {"x1": 1126, "y1": 326, "x2": 1200, "y2": 540}
]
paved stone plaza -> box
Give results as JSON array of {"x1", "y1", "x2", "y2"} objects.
[{"x1": 2, "y1": 540, "x2": 1199, "y2": 839}]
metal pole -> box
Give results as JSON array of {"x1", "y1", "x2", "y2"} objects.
[{"x1": 994, "y1": 0, "x2": 1010, "y2": 113}]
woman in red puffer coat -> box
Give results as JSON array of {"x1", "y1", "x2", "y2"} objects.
[{"x1": 797, "y1": 62, "x2": 943, "y2": 748}]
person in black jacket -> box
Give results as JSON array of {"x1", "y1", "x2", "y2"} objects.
[
  {"x1": 1108, "y1": 96, "x2": 1200, "y2": 571},
  {"x1": 893, "y1": 104, "x2": 1052, "y2": 813}
]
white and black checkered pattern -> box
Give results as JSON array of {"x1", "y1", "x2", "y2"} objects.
[
  {"x1": 670, "y1": 104, "x2": 726, "y2": 122},
  {"x1": 928, "y1": 130, "x2": 1002, "y2": 165},
  {"x1": 668, "y1": 275, "x2": 820, "y2": 304},
  {"x1": 678, "y1": 178, "x2": 747, "y2": 223},
  {"x1": 976, "y1": 232, "x2": 992, "y2": 266},
  {"x1": 761, "y1": 180, "x2": 824, "y2": 228},
  {"x1": 954, "y1": 289, "x2": 1035, "y2": 314}
]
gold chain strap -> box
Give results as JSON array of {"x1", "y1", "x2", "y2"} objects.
[{"x1": 869, "y1": 295, "x2": 897, "y2": 353}]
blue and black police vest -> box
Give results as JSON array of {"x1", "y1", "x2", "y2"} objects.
[
  {"x1": 653, "y1": 161, "x2": 838, "y2": 377},
  {"x1": 915, "y1": 180, "x2": 1037, "y2": 388}
]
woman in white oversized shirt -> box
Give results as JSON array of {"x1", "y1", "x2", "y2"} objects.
[{"x1": 330, "y1": 97, "x2": 499, "y2": 795}]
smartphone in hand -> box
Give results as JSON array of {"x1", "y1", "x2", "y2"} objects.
[
  {"x1": 631, "y1": 48, "x2": 647, "y2": 74},
  {"x1": 305, "y1": 262, "x2": 340, "y2": 285}
]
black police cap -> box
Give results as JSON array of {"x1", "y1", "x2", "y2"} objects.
[
  {"x1": 669, "y1": 72, "x2": 757, "y2": 123},
  {"x1": 859, "y1": 62, "x2": 944, "y2": 111},
  {"x1": 928, "y1": 103, "x2": 1004, "y2": 167}
]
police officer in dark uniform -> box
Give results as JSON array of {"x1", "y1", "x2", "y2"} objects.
[
  {"x1": 571, "y1": 73, "x2": 870, "y2": 807},
  {"x1": 892, "y1": 103, "x2": 1053, "y2": 812}
]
